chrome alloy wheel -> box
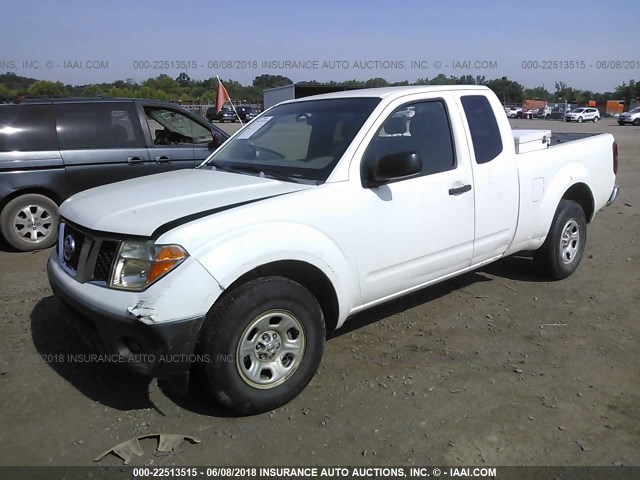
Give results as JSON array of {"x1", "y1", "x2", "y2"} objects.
[
  {"x1": 13, "y1": 204, "x2": 54, "y2": 244},
  {"x1": 236, "y1": 310, "x2": 306, "y2": 389}
]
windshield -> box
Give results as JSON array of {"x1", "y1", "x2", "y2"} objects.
[
  {"x1": 629, "y1": 107, "x2": 640, "y2": 113},
  {"x1": 573, "y1": 108, "x2": 586, "y2": 113},
  {"x1": 203, "y1": 97, "x2": 380, "y2": 183}
]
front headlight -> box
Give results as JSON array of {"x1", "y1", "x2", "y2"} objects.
[{"x1": 110, "y1": 241, "x2": 188, "y2": 291}]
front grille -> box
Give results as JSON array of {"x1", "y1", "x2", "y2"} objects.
[
  {"x1": 61, "y1": 224, "x2": 85, "y2": 272},
  {"x1": 58, "y1": 219, "x2": 120, "y2": 285},
  {"x1": 93, "y1": 241, "x2": 119, "y2": 281}
]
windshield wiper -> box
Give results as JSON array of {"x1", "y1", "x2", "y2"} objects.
[{"x1": 208, "y1": 161, "x2": 304, "y2": 184}]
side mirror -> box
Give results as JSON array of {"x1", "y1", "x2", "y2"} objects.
[{"x1": 363, "y1": 152, "x2": 422, "y2": 188}]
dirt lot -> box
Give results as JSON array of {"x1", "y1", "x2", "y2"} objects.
[{"x1": 0, "y1": 118, "x2": 638, "y2": 467}]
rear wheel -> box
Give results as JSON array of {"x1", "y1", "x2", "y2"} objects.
[
  {"x1": 618, "y1": 121, "x2": 624, "y2": 126},
  {"x1": 196, "y1": 276, "x2": 325, "y2": 415},
  {"x1": 593, "y1": 116, "x2": 599, "y2": 122},
  {"x1": 0, "y1": 193, "x2": 59, "y2": 251},
  {"x1": 533, "y1": 200, "x2": 587, "y2": 280}
]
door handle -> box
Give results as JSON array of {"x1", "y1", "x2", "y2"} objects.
[
  {"x1": 127, "y1": 156, "x2": 145, "y2": 166},
  {"x1": 449, "y1": 184, "x2": 472, "y2": 196},
  {"x1": 155, "y1": 155, "x2": 172, "y2": 164}
]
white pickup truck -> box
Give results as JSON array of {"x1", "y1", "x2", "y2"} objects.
[{"x1": 48, "y1": 86, "x2": 619, "y2": 414}]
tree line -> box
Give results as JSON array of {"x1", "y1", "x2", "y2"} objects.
[{"x1": 1, "y1": 72, "x2": 639, "y2": 106}]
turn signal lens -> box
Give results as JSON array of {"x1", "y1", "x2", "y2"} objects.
[{"x1": 147, "y1": 246, "x2": 188, "y2": 284}]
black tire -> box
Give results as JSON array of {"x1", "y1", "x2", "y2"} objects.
[
  {"x1": 0, "y1": 193, "x2": 59, "y2": 251},
  {"x1": 633, "y1": 118, "x2": 640, "y2": 126},
  {"x1": 593, "y1": 116, "x2": 599, "y2": 122},
  {"x1": 219, "y1": 119, "x2": 224, "y2": 123},
  {"x1": 196, "y1": 276, "x2": 325, "y2": 415},
  {"x1": 577, "y1": 116, "x2": 583, "y2": 123},
  {"x1": 618, "y1": 121, "x2": 624, "y2": 126},
  {"x1": 533, "y1": 200, "x2": 587, "y2": 280}
]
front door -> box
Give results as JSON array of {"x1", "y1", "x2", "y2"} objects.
[{"x1": 355, "y1": 96, "x2": 475, "y2": 305}]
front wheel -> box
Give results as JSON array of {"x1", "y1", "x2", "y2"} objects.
[
  {"x1": 633, "y1": 118, "x2": 640, "y2": 126},
  {"x1": 533, "y1": 200, "x2": 587, "y2": 280},
  {"x1": 0, "y1": 193, "x2": 59, "y2": 251},
  {"x1": 196, "y1": 276, "x2": 325, "y2": 415},
  {"x1": 618, "y1": 121, "x2": 625, "y2": 126},
  {"x1": 577, "y1": 116, "x2": 584, "y2": 123}
]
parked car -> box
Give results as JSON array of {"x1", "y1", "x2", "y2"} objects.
[
  {"x1": 217, "y1": 107, "x2": 238, "y2": 123},
  {"x1": 235, "y1": 105, "x2": 259, "y2": 123},
  {"x1": 505, "y1": 106, "x2": 522, "y2": 118},
  {"x1": 205, "y1": 106, "x2": 218, "y2": 122},
  {"x1": 537, "y1": 106, "x2": 552, "y2": 119},
  {"x1": 48, "y1": 85, "x2": 619, "y2": 414},
  {"x1": 617, "y1": 106, "x2": 640, "y2": 126},
  {"x1": 565, "y1": 107, "x2": 600, "y2": 123},
  {"x1": 521, "y1": 109, "x2": 536, "y2": 119},
  {"x1": 0, "y1": 98, "x2": 228, "y2": 251}
]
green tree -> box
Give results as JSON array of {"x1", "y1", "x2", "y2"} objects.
[
  {"x1": 27, "y1": 80, "x2": 68, "y2": 97},
  {"x1": 0, "y1": 83, "x2": 16, "y2": 98},
  {"x1": 487, "y1": 77, "x2": 524, "y2": 103},
  {"x1": 82, "y1": 84, "x2": 104, "y2": 97},
  {"x1": 523, "y1": 86, "x2": 550, "y2": 100},
  {"x1": 176, "y1": 72, "x2": 192, "y2": 87},
  {"x1": 252, "y1": 74, "x2": 293, "y2": 89},
  {"x1": 364, "y1": 77, "x2": 390, "y2": 88}
]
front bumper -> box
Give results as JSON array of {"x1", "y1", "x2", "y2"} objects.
[{"x1": 47, "y1": 251, "x2": 221, "y2": 392}]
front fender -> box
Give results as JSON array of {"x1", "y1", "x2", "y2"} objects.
[{"x1": 190, "y1": 221, "x2": 360, "y2": 328}]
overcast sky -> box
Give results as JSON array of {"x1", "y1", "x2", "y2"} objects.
[{"x1": 1, "y1": 0, "x2": 638, "y2": 92}]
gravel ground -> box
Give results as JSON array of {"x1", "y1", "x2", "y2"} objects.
[{"x1": 0, "y1": 118, "x2": 638, "y2": 467}]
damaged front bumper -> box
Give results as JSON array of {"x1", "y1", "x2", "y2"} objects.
[{"x1": 47, "y1": 252, "x2": 222, "y2": 393}]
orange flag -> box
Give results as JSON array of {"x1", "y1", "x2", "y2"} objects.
[{"x1": 216, "y1": 79, "x2": 231, "y2": 113}]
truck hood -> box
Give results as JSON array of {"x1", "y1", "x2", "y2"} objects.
[{"x1": 60, "y1": 169, "x2": 313, "y2": 236}]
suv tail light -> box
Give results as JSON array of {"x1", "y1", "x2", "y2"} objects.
[{"x1": 613, "y1": 141, "x2": 618, "y2": 175}]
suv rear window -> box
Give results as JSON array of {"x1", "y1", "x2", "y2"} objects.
[
  {"x1": 0, "y1": 104, "x2": 57, "y2": 152},
  {"x1": 461, "y1": 95, "x2": 503, "y2": 164},
  {"x1": 55, "y1": 103, "x2": 145, "y2": 150}
]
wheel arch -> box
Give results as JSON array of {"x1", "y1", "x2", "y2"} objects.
[
  {"x1": 561, "y1": 182, "x2": 595, "y2": 222},
  {"x1": 221, "y1": 260, "x2": 341, "y2": 332},
  {"x1": 0, "y1": 187, "x2": 63, "y2": 212}
]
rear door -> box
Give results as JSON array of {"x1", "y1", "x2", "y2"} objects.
[
  {"x1": 456, "y1": 93, "x2": 519, "y2": 265},
  {"x1": 55, "y1": 102, "x2": 151, "y2": 195}
]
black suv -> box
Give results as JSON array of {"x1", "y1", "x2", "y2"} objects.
[
  {"x1": 235, "y1": 105, "x2": 259, "y2": 122},
  {"x1": 0, "y1": 98, "x2": 228, "y2": 251}
]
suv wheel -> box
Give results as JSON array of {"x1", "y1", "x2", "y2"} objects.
[
  {"x1": 0, "y1": 193, "x2": 59, "y2": 251},
  {"x1": 533, "y1": 200, "x2": 587, "y2": 280},
  {"x1": 577, "y1": 116, "x2": 584, "y2": 123},
  {"x1": 633, "y1": 118, "x2": 640, "y2": 126},
  {"x1": 196, "y1": 276, "x2": 325, "y2": 415},
  {"x1": 593, "y1": 116, "x2": 599, "y2": 122}
]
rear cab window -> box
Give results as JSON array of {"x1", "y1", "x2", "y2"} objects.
[{"x1": 461, "y1": 95, "x2": 503, "y2": 164}]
